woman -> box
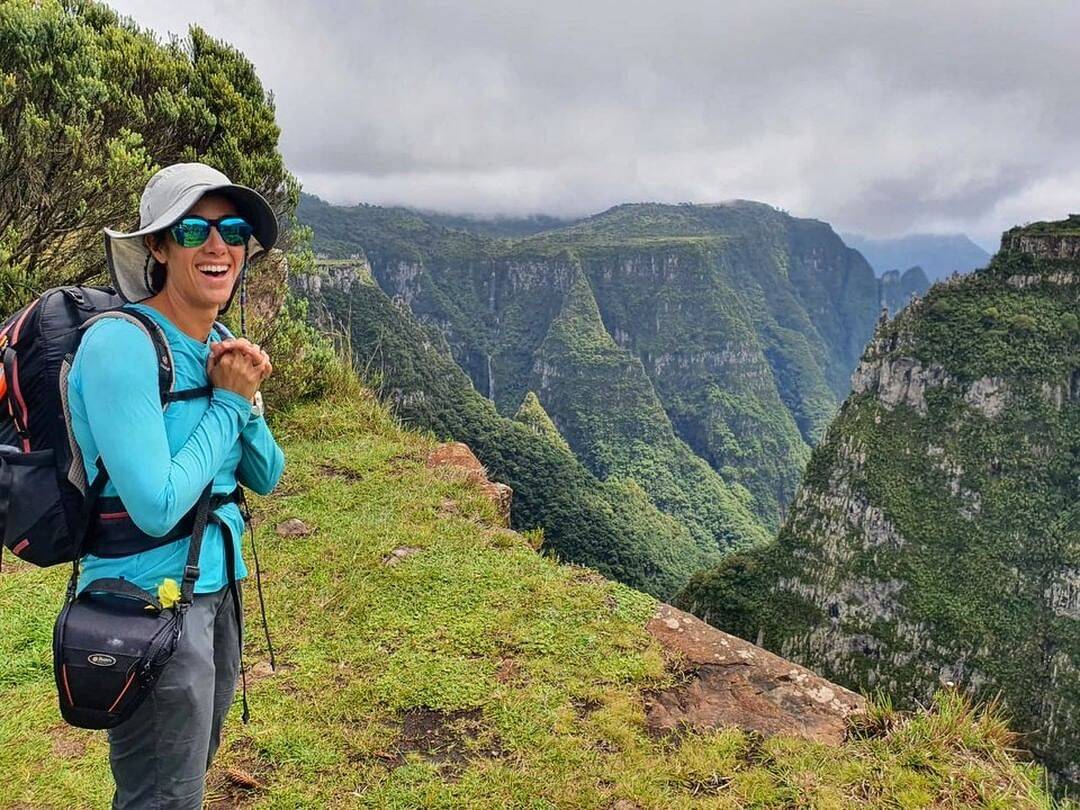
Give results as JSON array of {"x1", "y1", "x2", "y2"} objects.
[{"x1": 67, "y1": 162, "x2": 286, "y2": 808}]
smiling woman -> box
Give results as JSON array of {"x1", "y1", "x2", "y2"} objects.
[
  {"x1": 144, "y1": 196, "x2": 255, "y2": 334},
  {"x1": 61, "y1": 162, "x2": 287, "y2": 809}
]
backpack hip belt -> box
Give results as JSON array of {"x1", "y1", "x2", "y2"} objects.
[{"x1": 85, "y1": 485, "x2": 243, "y2": 558}]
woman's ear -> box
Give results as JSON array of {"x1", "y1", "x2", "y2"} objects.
[{"x1": 145, "y1": 233, "x2": 168, "y2": 264}]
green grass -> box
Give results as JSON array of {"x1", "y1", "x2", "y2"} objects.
[{"x1": 0, "y1": 390, "x2": 1062, "y2": 808}]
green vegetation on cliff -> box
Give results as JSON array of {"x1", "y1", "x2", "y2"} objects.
[
  {"x1": 678, "y1": 219, "x2": 1080, "y2": 788},
  {"x1": 298, "y1": 196, "x2": 885, "y2": 533},
  {"x1": 529, "y1": 268, "x2": 767, "y2": 555},
  {"x1": 0, "y1": 391, "x2": 1060, "y2": 808},
  {"x1": 513, "y1": 391, "x2": 572, "y2": 454}
]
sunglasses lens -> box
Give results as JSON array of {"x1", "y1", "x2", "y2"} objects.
[
  {"x1": 172, "y1": 217, "x2": 211, "y2": 247},
  {"x1": 217, "y1": 217, "x2": 253, "y2": 246},
  {"x1": 169, "y1": 216, "x2": 252, "y2": 248}
]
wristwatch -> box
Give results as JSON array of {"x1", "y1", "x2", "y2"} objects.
[{"x1": 251, "y1": 390, "x2": 264, "y2": 419}]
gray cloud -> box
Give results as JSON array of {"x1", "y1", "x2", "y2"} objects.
[{"x1": 109, "y1": 0, "x2": 1080, "y2": 244}]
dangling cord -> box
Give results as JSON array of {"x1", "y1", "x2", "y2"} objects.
[
  {"x1": 241, "y1": 488, "x2": 276, "y2": 671},
  {"x1": 239, "y1": 248, "x2": 249, "y2": 338},
  {"x1": 218, "y1": 515, "x2": 250, "y2": 723}
]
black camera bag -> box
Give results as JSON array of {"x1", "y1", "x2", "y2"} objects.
[{"x1": 53, "y1": 484, "x2": 214, "y2": 729}]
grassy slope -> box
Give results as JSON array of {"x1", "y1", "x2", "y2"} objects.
[{"x1": 0, "y1": 390, "x2": 1059, "y2": 808}]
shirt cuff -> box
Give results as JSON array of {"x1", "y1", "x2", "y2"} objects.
[{"x1": 212, "y1": 388, "x2": 253, "y2": 419}]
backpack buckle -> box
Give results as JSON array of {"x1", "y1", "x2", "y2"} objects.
[{"x1": 183, "y1": 564, "x2": 200, "y2": 582}]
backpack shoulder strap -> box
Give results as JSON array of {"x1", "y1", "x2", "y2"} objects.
[{"x1": 81, "y1": 309, "x2": 174, "y2": 406}]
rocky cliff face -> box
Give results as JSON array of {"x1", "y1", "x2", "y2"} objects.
[
  {"x1": 298, "y1": 197, "x2": 884, "y2": 532},
  {"x1": 678, "y1": 217, "x2": 1080, "y2": 785}
]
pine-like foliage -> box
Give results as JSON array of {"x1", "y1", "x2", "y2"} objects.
[{"x1": 0, "y1": 0, "x2": 298, "y2": 309}]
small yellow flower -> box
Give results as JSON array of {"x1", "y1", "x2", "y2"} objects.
[{"x1": 157, "y1": 578, "x2": 181, "y2": 609}]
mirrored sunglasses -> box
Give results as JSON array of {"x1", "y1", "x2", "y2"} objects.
[{"x1": 169, "y1": 216, "x2": 254, "y2": 248}]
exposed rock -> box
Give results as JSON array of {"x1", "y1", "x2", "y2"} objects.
[
  {"x1": 851, "y1": 356, "x2": 950, "y2": 415},
  {"x1": 1004, "y1": 231, "x2": 1080, "y2": 260},
  {"x1": 1041, "y1": 371, "x2": 1080, "y2": 409},
  {"x1": 1046, "y1": 568, "x2": 1080, "y2": 620},
  {"x1": 1041, "y1": 381, "x2": 1066, "y2": 409},
  {"x1": 425, "y1": 442, "x2": 513, "y2": 526},
  {"x1": 644, "y1": 604, "x2": 864, "y2": 745},
  {"x1": 275, "y1": 518, "x2": 313, "y2": 537},
  {"x1": 964, "y1": 376, "x2": 1008, "y2": 418},
  {"x1": 1008, "y1": 270, "x2": 1077, "y2": 287},
  {"x1": 291, "y1": 259, "x2": 371, "y2": 296}
]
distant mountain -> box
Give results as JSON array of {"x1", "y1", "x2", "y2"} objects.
[
  {"x1": 878, "y1": 265, "x2": 930, "y2": 314},
  {"x1": 843, "y1": 232, "x2": 991, "y2": 281},
  {"x1": 298, "y1": 195, "x2": 887, "y2": 540},
  {"x1": 678, "y1": 216, "x2": 1080, "y2": 786}
]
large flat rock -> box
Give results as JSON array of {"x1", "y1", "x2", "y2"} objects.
[{"x1": 644, "y1": 604, "x2": 865, "y2": 745}]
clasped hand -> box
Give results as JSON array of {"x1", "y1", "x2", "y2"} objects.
[{"x1": 207, "y1": 338, "x2": 272, "y2": 401}]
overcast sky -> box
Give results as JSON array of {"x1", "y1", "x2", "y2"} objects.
[{"x1": 108, "y1": 0, "x2": 1079, "y2": 247}]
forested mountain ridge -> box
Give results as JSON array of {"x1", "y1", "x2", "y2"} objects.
[
  {"x1": 678, "y1": 216, "x2": 1080, "y2": 786},
  {"x1": 298, "y1": 195, "x2": 890, "y2": 531}
]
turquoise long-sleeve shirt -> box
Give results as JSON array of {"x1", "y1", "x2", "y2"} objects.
[{"x1": 68, "y1": 302, "x2": 285, "y2": 596}]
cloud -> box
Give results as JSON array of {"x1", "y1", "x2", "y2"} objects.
[{"x1": 108, "y1": 0, "x2": 1080, "y2": 242}]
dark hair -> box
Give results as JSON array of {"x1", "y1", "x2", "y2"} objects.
[{"x1": 145, "y1": 231, "x2": 169, "y2": 293}]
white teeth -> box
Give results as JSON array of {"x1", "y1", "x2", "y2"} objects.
[{"x1": 198, "y1": 265, "x2": 229, "y2": 276}]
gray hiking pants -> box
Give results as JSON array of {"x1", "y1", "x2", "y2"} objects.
[{"x1": 108, "y1": 584, "x2": 242, "y2": 810}]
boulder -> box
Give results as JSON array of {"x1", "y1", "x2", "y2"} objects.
[
  {"x1": 275, "y1": 518, "x2": 313, "y2": 537},
  {"x1": 644, "y1": 604, "x2": 864, "y2": 745}
]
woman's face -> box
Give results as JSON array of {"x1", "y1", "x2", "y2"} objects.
[{"x1": 148, "y1": 194, "x2": 247, "y2": 311}]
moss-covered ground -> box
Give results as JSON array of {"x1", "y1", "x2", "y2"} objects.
[{"x1": 0, "y1": 390, "x2": 1063, "y2": 808}]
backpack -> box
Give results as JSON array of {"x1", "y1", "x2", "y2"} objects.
[{"x1": 0, "y1": 285, "x2": 225, "y2": 567}]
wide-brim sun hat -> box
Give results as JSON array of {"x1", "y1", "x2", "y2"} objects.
[{"x1": 104, "y1": 162, "x2": 279, "y2": 303}]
